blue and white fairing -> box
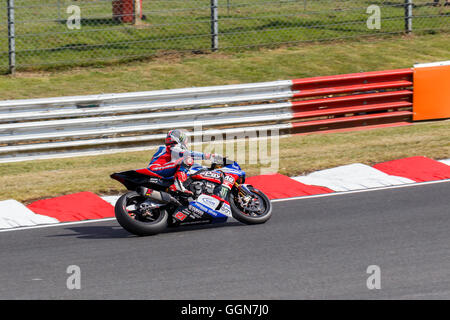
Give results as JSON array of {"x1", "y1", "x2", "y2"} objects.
[
  {"x1": 187, "y1": 163, "x2": 204, "y2": 175},
  {"x1": 186, "y1": 161, "x2": 244, "y2": 223},
  {"x1": 189, "y1": 194, "x2": 232, "y2": 223},
  {"x1": 218, "y1": 162, "x2": 246, "y2": 181},
  {"x1": 188, "y1": 161, "x2": 245, "y2": 181}
]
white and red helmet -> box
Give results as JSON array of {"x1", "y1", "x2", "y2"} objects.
[{"x1": 165, "y1": 129, "x2": 190, "y2": 150}]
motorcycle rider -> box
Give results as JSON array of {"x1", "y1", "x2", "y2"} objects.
[{"x1": 147, "y1": 129, "x2": 222, "y2": 196}]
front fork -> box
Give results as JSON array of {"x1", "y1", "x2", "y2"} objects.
[
  {"x1": 221, "y1": 179, "x2": 251, "y2": 199},
  {"x1": 236, "y1": 183, "x2": 253, "y2": 196},
  {"x1": 232, "y1": 183, "x2": 255, "y2": 205}
]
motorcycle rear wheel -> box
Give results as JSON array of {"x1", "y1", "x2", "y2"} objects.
[
  {"x1": 115, "y1": 191, "x2": 168, "y2": 236},
  {"x1": 229, "y1": 186, "x2": 272, "y2": 225}
]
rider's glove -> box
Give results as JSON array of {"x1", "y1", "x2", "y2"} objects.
[
  {"x1": 174, "y1": 156, "x2": 194, "y2": 168},
  {"x1": 182, "y1": 156, "x2": 194, "y2": 167},
  {"x1": 208, "y1": 153, "x2": 223, "y2": 163}
]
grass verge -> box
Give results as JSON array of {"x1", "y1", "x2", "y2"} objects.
[
  {"x1": 0, "y1": 33, "x2": 449, "y2": 99},
  {"x1": 0, "y1": 120, "x2": 448, "y2": 203}
]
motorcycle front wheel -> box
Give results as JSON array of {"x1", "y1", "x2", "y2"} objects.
[
  {"x1": 115, "y1": 191, "x2": 169, "y2": 236},
  {"x1": 229, "y1": 186, "x2": 272, "y2": 225}
]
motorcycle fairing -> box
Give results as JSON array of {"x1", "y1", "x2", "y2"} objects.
[
  {"x1": 189, "y1": 194, "x2": 231, "y2": 223},
  {"x1": 219, "y1": 162, "x2": 246, "y2": 182},
  {"x1": 190, "y1": 170, "x2": 223, "y2": 184},
  {"x1": 173, "y1": 205, "x2": 212, "y2": 225},
  {"x1": 110, "y1": 170, "x2": 173, "y2": 191}
]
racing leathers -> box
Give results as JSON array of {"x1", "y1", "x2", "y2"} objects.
[{"x1": 147, "y1": 144, "x2": 220, "y2": 195}]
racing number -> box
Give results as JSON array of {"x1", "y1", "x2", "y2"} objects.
[{"x1": 175, "y1": 212, "x2": 187, "y2": 221}]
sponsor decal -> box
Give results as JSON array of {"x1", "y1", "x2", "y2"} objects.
[
  {"x1": 195, "y1": 202, "x2": 215, "y2": 216},
  {"x1": 190, "y1": 201, "x2": 228, "y2": 220},
  {"x1": 198, "y1": 195, "x2": 219, "y2": 209},
  {"x1": 195, "y1": 202, "x2": 217, "y2": 216},
  {"x1": 190, "y1": 212, "x2": 202, "y2": 219},
  {"x1": 219, "y1": 203, "x2": 232, "y2": 217},
  {"x1": 148, "y1": 178, "x2": 160, "y2": 184},
  {"x1": 188, "y1": 204, "x2": 204, "y2": 217},
  {"x1": 202, "y1": 198, "x2": 217, "y2": 208},
  {"x1": 219, "y1": 186, "x2": 230, "y2": 198},
  {"x1": 179, "y1": 220, "x2": 210, "y2": 226},
  {"x1": 224, "y1": 175, "x2": 235, "y2": 183},
  {"x1": 201, "y1": 171, "x2": 221, "y2": 179},
  {"x1": 199, "y1": 202, "x2": 224, "y2": 218}
]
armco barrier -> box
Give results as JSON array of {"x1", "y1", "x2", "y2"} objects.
[
  {"x1": 290, "y1": 69, "x2": 413, "y2": 133},
  {"x1": 0, "y1": 69, "x2": 416, "y2": 162}
]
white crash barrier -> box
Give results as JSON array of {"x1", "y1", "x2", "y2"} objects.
[
  {"x1": 292, "y1": 163, "x2": 415, "y2": 192},
  {"x1": 0, "y1": 81, "x2": 294, "y2": 162},
  {"x1": 0, "y1": 200, "x2": 59, "y2": 229}
]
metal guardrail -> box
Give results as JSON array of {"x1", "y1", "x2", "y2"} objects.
[
  {"x1": 0, "y1": 80, "x2": 294, "y2": 162},
  {"x1": 290, "y1": 68, "x2": 414, "y2": 133},
  {"x1": 0, "y1": 69, "x2": 414, "y2": 163}
]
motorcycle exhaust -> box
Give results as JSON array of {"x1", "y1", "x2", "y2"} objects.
[{"x1": 137, "y1": 187, "x2": 181, "y2": 206}]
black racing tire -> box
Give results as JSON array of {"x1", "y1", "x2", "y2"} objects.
[
  {"x1": 115, "y1": 191, "x2": 168, "y2": 236},
  {"x1": 229, "y1": 186, "x2": 272, "y2": 225}
]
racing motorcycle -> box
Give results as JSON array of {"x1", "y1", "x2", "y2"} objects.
[{"x1": 110, "y1": 158, "x2": 272, "y2": 236}]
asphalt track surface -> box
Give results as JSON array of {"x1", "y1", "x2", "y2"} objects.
[{"x1": 1, "y1": 181, "x2": 449, "y2": 299}]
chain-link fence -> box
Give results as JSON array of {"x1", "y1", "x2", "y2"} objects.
[{"x1": 1, "y1": 0, "x2": 449, "y2": 73}]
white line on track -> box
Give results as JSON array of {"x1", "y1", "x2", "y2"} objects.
[
  {"x1": 0, "y1": 217, "x2": 117, "y2": 233},
  {"x1": 1, "y1": 179, "x2": 449, "y2": 233},
  {"x1": 271, "y1": 178, "x2": 450, "y2": 203}
]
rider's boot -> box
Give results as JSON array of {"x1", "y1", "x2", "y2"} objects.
[{"x1": 169, "y1": 170, "x2": 194, "y2": 199}]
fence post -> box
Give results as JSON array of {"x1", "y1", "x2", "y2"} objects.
[
  {"x1": 57, "y1": 0, "x2": 61, "y2": 22},
  {"x1": 6, "y1": 0, "x2": 16, "y2": 74},
  {"x1": 134, "y1": 0, "x2": 142, "y2": 24},
  {"x1": 404, "y1": 0, "x2": 413, "y2": 34},
  {"x1": 210, "y1": 0, "x2": 219, "y2": 51}
]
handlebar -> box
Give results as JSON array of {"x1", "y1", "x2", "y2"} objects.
[{"x1": 210, "y1": 156, "x2": 229, "y2": 170}]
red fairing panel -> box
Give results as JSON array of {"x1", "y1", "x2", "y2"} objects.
[{"x1": 191, "y1": 171, "x2": 222, "y2": 184}]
